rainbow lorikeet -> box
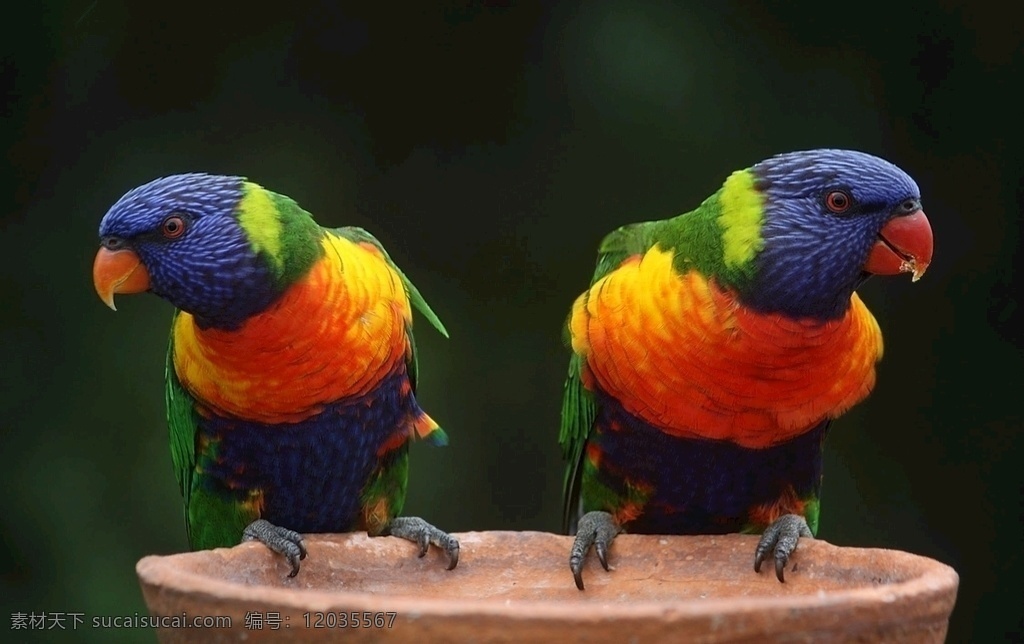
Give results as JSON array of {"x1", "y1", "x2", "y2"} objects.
[
  {"x1": 560, "y1": 149, "x2": 934, "y2": 589},
  {"x1": 92, "y1": 174, "x2": 458, "y2": 576}
]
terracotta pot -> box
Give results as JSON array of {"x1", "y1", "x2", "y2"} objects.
[{"x1": 136, "y1": 531, "x2": 958, "y2": 643}]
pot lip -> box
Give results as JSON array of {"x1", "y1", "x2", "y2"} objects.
[{"x1": 137, "y1": 531, "x2": 960, "y2": 622}]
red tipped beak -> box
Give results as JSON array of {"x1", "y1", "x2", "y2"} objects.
[
  {"x1": 93, "y1": 247, "x2": 151, "y2": 310},
  {"x1": 863, "y1": 210, "x2": 934, "y2": 282}
]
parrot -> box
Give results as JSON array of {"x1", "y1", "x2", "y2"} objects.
[
  {"x1": 92, "y1": 173, "x2": 459, "y2": 577},
  {"x1": 559, "y1": 149, "x2": 934, "y2": 589}
]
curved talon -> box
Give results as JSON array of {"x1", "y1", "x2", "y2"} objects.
[
  {"x1": 572, "y1": 565, "x2": 586, "y2": 591},
  {"x1": 596, "y1": 541, "x2": 610, "y2": 571},
  {"x1": 243, "y1": 519, "x2": 308, "y2": 578},
  {"x1": 417, "y1": 532, "x2": 430, "y2": 558},
  {"x1": 568, "y1": 511, "x2": 621, "y2": 591},
  {"x1": 285, "y1": 552, "x2": 302, "y2": 578},
  {"x1": 753, "y1": 514, "x2": 812, "y2": 583},
  {"x1": 569, "y1": 532, "x2": 594, "y2": 590},
  {"x1": 753, "y1": 541, "x2": 770, "y2": 574},
  {"x1": 381, "y1": 516, "x2": 460, "y2": 570},
  {"x1": 444, "y1": 541, "x2": 460, "y2": 571}
]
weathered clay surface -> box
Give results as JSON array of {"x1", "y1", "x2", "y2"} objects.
[{"x1": 136, "y1": 531, "x2": 958, "y2": 643}]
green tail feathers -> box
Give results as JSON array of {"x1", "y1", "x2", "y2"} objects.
[
  {"x1": 404, "y1": 273, "x2": 449, "y2": 339},
  {"x1": 425, "y1": 426, "x2": 449, "y2": 447}
]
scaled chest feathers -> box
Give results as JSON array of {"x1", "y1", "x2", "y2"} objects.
[
  {"x1": 172, "y1": 234, "x2": 413, "y2": 423},
  {"x1": 569, "y1": 245, "x2": 884, "y2": 448}
]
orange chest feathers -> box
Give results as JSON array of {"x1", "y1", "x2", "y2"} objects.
[
  {"x1": 172, "y1": 235, "x2": 413, "y2": 424},
  {"x1": 569, "y1": 246, "x2": 884, "y2": 448}
]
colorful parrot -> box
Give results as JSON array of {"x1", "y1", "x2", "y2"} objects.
[
  {"x1": 92, "y1": 174, "x2": 458, "y2": 576},
  {"x1": 560, "y1": 149, "x2": 934, "y2": 589}
]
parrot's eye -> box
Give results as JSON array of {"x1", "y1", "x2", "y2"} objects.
[
  {"x1": 161, "y1": 215, "x2": 187, "y2": 239},
  {"x1": 824, "y1": 190, "x2": 852, "y2": 214}
]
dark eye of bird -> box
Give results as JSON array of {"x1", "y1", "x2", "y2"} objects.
[
  {"x1": 161, "y1": 215, "x2": 186, "y2": 239},
  {"x1": 824, "y1": 190, "x2": 852, "y2": 214}
]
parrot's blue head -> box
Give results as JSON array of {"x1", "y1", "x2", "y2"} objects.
[
  {"x1": 737, "y1": 149, "x2": 934, "y2": 320},
  {"x1": 94, "y1": 173, "x2": 290, "y2": 329}
]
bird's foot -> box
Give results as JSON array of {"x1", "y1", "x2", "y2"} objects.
[
  {"x1": 242, "y1": 519, "x2": 308, "y2": 578},
  {"x1": 379, "y1": 516, "x2": 460, "y2": 570},
  {"x1": 753, "y1": 513, "x2": 813, "y2": 582},
  {"x1": 569, "y1": 511, "x2": 622, "y2": 590}
]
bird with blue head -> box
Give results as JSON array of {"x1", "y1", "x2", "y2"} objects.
[
  {"x1": 560, "y1": 149, "x2": 933, "y2": 589},
  {"x1": 94, "y1": 173, "x2": 458, "y2": 577}
]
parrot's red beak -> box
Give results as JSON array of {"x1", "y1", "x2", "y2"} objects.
[
  {"x1": 93, "y1": 247, "x2": 151, "y2": 310},
  {"x1": 863, "y1": 210, "x2": 933, "y2": 282}
]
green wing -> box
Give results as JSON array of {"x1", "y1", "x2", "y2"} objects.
[
  {"x1": 165, "y1": 311, "x2": 200, "y2": 548},
  {"x1": 559, "y1": 352, "x2": 597, "y2": 533},
  {"x1": 329, "y1": 226, "x2": 448, "y2": 392},
  {"x1": 560, "y1": 222, "x2": 657, "y2": 533}
]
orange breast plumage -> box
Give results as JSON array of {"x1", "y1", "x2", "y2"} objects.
[
  {"x1": 569, "y1": 245, "x2": 883, "y2": 448},
  {"x1": 172, "y1": 234, "x2": 412, "y2": 424}
]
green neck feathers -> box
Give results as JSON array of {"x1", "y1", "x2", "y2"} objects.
[
  {"x1": 651, "y1": 169, "x2": 765, "y2": 291},
  {"x1": 236, "y1": 183, "x2": 324, "y2": 289}
]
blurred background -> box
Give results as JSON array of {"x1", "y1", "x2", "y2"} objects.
[{"x1": 2, "y1": 1, "x2": 1020, "y2": 642}]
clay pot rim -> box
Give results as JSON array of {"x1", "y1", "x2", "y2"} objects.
[{"x1": 136, "y1": 531, "x2": 959, "y2": 623}]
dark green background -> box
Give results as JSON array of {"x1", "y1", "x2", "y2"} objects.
[{"x1": 3, "y1": 2, "x2": 1021, "y2": 642}]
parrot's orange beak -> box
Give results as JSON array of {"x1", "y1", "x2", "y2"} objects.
[
  {"x1": 93, "y1": 247, "x2": 151, "y2": 310},
  {"x1": 863, "y1": 210, "x2": 933, "y2": 282}
]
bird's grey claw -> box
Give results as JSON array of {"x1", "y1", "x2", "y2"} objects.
[
  {"x1": 381, "y1": 516, "x2": 460, "y2": 570},
  {"x1": 568, "y1": 511, "x2": 621, "y2": 590},
  {"x1": 243, "y1": 519, "x2": 308, "y2": 578},
  {"x1": 753, "y1": 514, "x2": 812, "y2": 583}
]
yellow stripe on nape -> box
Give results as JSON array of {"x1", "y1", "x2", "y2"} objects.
[
  {"x1": 237, "y1": 182, "x2": 284, "y2": 274},
  {"x1": 718, "y1": 169, "x2": 764, "y2": 268}
]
